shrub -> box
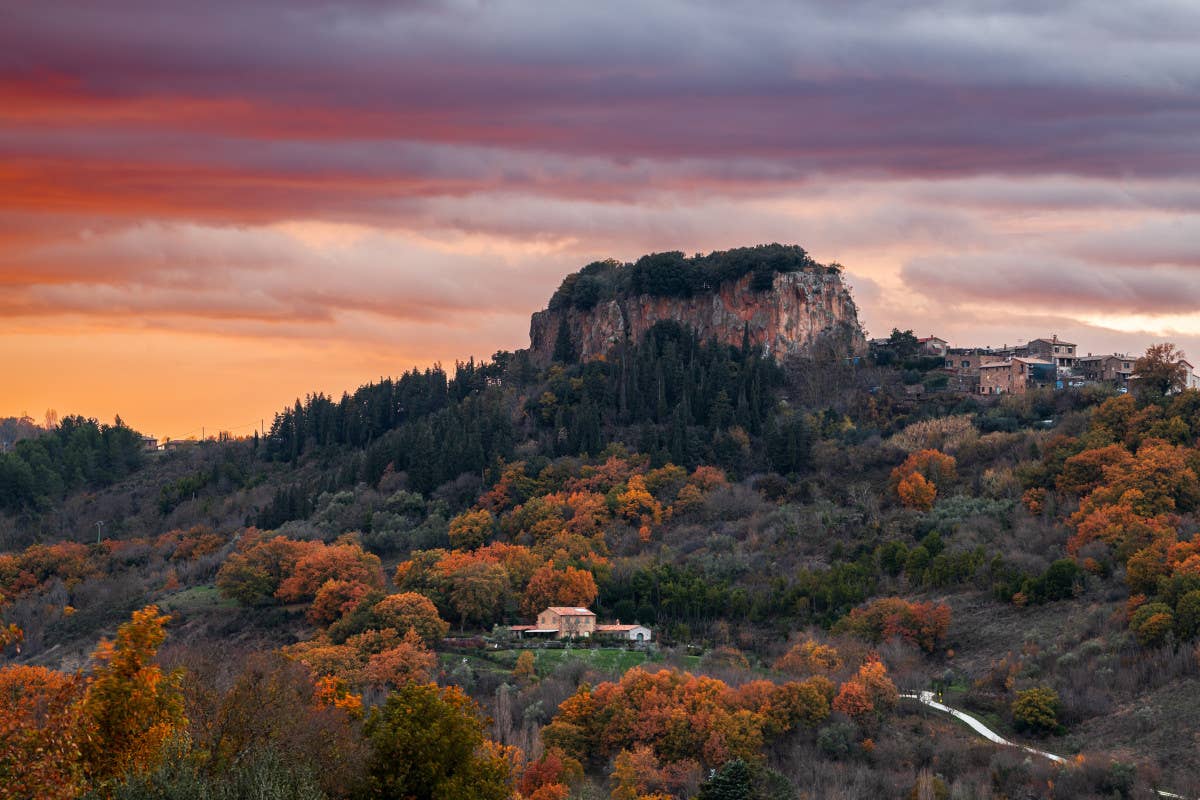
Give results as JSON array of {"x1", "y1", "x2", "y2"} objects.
[{"x1": 1011, "y1": 687, "x2": 1061, "y2": 735}]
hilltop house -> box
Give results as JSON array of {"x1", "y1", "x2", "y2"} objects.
[
  {"x1": 1077, "y1": 353, "x2": 1135, "y2": 386},
  {"x1": 1019, "y1": 336, "x2": 1077, "y2": 374},
  {"x1": 509, "y1": 607, "x2": 652, "y2": 642},
  {"x1": 918, "y1": 336, "x2": 949, "y2": 357},
  {"x1": 979, "y1": 357, "x2": 1056, "y2": 395}
]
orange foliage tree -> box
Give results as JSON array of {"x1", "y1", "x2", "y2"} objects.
[
  {"x1": 276, "y1": 539, "x2": 385, "y2": 603},
  {"x1": 520, "y1": 565, "x2": 598, "y2": 616},
  {"x1": 891, "y1": 449, "x2": 956, "y2": 490},
  {"x1": 896, "y1": 472, "x2": 937, "y2": 511},
  {"x1": 541, "y1": 667, "x2": 831, "y2": 770},
  {"x1": 361, "y1": 628, "x2": 437, "y2": 689},
  {"x1": 833, "y1": 658, "x2": 898, "y2": 722},
  {"x1": 308, "y1": 579, "x2": 374, "y2": 625},
  {"x1": 0, "y1": 665, "x2": 84, "y2": 800},
  {"x1": 215, "y1": 534, "x2": 323, "y2": 604},
  {"x1": 835, "y1": 597, "x2": 951, "y2": 653},
  {"x1": 773, "y1": 639, "x2": 843, "y2": 676}
]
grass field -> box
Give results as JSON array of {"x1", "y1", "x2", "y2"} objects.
[
  {"x1": 439, "y1": 646, "x2": 703, "y2": 679},
  {"x1": 159, "y1": 584, "x2": 239, "y2": 612}
]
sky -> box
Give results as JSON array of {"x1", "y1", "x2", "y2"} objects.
[{"x1": 2, "y1": 0, "x2": 1199, "y2": 439}]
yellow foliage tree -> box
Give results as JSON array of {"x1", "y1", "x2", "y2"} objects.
[
  {"x1": 449, "y1": 509, "x2": 496, "y2": 550},
  {"x1": 76, "y1": 605, "x2": 186, "y2": 786}
]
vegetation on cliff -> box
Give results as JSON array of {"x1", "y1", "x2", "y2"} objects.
[{"x1": 547, "y1": 244, "x2": 838, "y2": 311}]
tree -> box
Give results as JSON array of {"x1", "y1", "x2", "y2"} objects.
[
  {"x1": 0, "y1": 666, "x2": 83, "y2": 800},
  {"x1": 553, "y1": 318, "x2": 577, "y2": 363},
  {"x1": 835, "y1": 598, "x2": 951, "y2": 653},
  {"x1": 1011, "y1": 686, "x2": 1061, "y2": 735},
  {"x1": 447, "y1": 561, "x2": 510, "y2": 630},
  {"x1": 1132, "y1": 343, "x2": 1189, "y2": 398},
  {"x1": 521, "y1": 565, "x2": 598, "y2": 616},
  {"x1": 372, "y1": 592, "x2": 450, "y2": 647},
  {"x1": 833, "y1": 658, "x2": 897, "y2": 722},
  {"x1": 448, "y1": 509, "x2": 495, "y2": 550},
  {"x1": 897, "y1": 472, "x2": 937, "y2": 510},
  {"x1": 308, "y1": 579, "x2": 373, "y2": 625},
  {"x1": 773, "y1": 640, "x2": 842, "y2": 676},
  {"x1": 696, "y1": 758, "x2": 794, "y2": 800},
  {"x1": 513, "y1": 651, "x2": 536, "y2": 682},
  {"x1": 363, "y1": 683, "x2": 512, "y2": 800},
  {"x1": 77, "y1": 605, "x2": 187, "y2": 785},
  {"x1": 276, "y1": 540, "x2": 385, "y2": 603},
  {"x1": 1129, "y1": 602, "x2": 1174, "y2": 647},
  {"x1": 1175, "y1": 590, "x2": 1200, "y2": 640},
  {"x1": 361, "y1": 629, "x2": 437, "y2": 689}
]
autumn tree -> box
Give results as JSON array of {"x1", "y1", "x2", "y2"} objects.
[
  {"x1": 835, "y1": 598, "x2": 951, "y2": 653},
  {"x1": 1132, "y1": 343, "x2": 1189, "y2": 399},
  {"x1": 216, "y1": 535, "x2": 322, "y2": 605},
  {"x1": 773, "y1": 639, "x2": 842, "y2": 676},
  {"x1": 276, "y1": 539, "x2": 385, "y2": 603},
  {"x1": 372, "y1": 592, "x2": 450, "y2": 646},
  {"x1": 77, "y1": 605, "x2": 187, "y2": 785},
  {"x1": 1011, "y1": 686, "x2": 1061, "y2": 735},
  {"x1": 521, "y1": 564, "x2": 598, "y2": 616},
  {"x1": 0, "y1": 665, "x2": 83, "y2": 800},
  {"x1": 832, "y1": 658, "x2": 897, "y2": 722},
  {"x1": 363, "y1": 682, "x2": 512, "y2": 799},
  {"x1": 361, "y1": 629, "x2": 437, "y2": 689},
  {"x1": 513, "y1": 651, "x2": 536, "y2": 682},
  {"x1": 448, "y1": 561, "x2": 511, "y2": 630},
  {"x1": 448, "y1": 509, "x2": 496, "y2": 550},
  {"x1": 308, "y1": 579, "x2": 373, "y2": 625},
  {"x1": 518, "y1": 747, "x2": 581, "y2": 800},
  {"x1": 618, "y1": 475, "x2": 663, "y2": 528},
  {"x1": 896, "y1": 472, "x2": 937, "y2": 511}
]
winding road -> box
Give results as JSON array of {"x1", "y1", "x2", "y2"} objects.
[{"x1": 898, "y1": 691, "x2": 1189, "y2": 799}]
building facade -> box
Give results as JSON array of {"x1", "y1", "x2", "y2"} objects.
[{"x1": 979, "y1": 358, "x2": 1056, "y2": 395}]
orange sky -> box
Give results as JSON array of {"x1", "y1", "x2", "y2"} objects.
[{"x1": 4, "y1": 2, "x2": 1199, "y2": 439}]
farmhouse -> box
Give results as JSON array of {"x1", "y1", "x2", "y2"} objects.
[{"x1": 509, "y1": 607, "x2": 652, "y2": 642}]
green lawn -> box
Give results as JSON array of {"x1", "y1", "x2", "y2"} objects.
[
  {"x1": 439, "y1": 647, "x2": 702, "y2": 679},
  {"x1": 159, "y1": 584, "x2": 239, "y2": 612}
]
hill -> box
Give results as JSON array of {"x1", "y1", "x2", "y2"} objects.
[{"x1": 2, "y1": 247, "x2": 1200, "y2": 799}]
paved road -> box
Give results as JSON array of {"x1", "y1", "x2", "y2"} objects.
[{"x1": 899, "y1": 691, "x2": 1188, "y2": 799}]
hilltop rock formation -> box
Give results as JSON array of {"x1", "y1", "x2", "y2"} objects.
[{"x1": 529, "y1": 262, "x2": 866, "y2": 364}]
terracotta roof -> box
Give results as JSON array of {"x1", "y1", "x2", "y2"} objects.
[{"x1": 545, "y1": 607, "x2": 595, "y2": 616}]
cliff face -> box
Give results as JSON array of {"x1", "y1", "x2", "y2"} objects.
[{"x1": 529, "y1": 269, "x2": 866, "y2": 364}]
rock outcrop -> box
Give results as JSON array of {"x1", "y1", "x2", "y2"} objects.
[{"x1": 529, "y1": 268, "x2": 866, "y2": 364}]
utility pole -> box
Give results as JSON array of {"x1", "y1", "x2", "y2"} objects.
[{"x1": 95, "y1": 520, "x2": 105, "y2": 545}]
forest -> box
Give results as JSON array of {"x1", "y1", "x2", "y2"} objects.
[{"x1": 3, "y1": 313, "x2": 1200, "y2": 799}]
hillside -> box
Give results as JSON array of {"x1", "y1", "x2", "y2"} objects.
[{"x1": 2, "y1": 248, "x2": 1200, "y2": 799}]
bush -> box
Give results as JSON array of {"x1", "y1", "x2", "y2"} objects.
[
  {"x1": 816, "y1": 721, "x2": 857, "y2": 760},
  {"x1": 1011, "y1": 687, "x2": 1062, "y2": 735}
]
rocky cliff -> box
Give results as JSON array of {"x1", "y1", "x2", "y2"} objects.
[{"x1": 529, "y1": 268, "x2": 866, "y2": 364}]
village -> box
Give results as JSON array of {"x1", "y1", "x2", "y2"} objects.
[{"x1": 876, "y1": 333, "x2": 1200, "y2": 396}]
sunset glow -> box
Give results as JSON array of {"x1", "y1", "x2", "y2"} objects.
[{"x1": 3, "y1": 1, "x2": 1199, "y2": 438}]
